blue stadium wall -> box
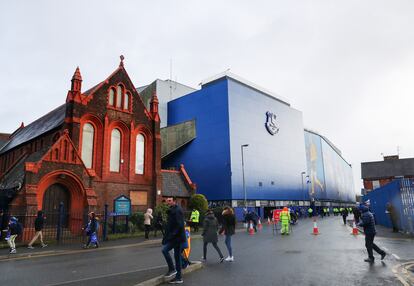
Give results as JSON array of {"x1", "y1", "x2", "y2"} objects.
[
  {"x1": 164, "y1": 77, "x2": 355, "y2": 220},
  {"x1": 164, "y1": 79, "x2": 232, "y2": 201},
  {"x1": 227, "y1": 79, "x2": 308, "y2": 202},
  {"x1": 304, "y1": 130, "x2": 355, "y2": 203}
]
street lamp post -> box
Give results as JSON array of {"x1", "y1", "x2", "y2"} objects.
[
  {"x1": 301, "y1": 172, "x2": 306, "y2": 202},
  {"x1": 241, "y1": 144, "x2": 249, "y2": 208}
]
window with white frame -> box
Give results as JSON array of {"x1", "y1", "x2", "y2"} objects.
[
  {"x1": 124, "y1": 92, "x2": 129, "y2": 110},
  {"x1": 135, "y1": 134, "x2": 145, "y2": 174},
  {"x1": 109, "y1": 88, "x2": 115, "y2": 106},
  {"x1": 110, "y1": 129, "x2": 121, "y2": 172},
  {"x1": 81, "y1": 123, "x2": 94, "y2": 168},
  {"x1": 116, "y1": 85, "x2": 122, "y2": 108}
]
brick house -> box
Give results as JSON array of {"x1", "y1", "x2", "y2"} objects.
[
  {"x1": 361, "y1": 155, "x2": 414, "y2": 193},
  {"x1": 0, "y1": 58, "x2": 195, "y2": 231}
]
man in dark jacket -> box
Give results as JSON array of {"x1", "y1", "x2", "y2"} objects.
[
  {"x1": 341, "y1": 208, "x2": 348, "y2": 225},
  {"x1": 353, "y1": 206, "x2": 361, "y2": 224},
  {"x1": 162, "y1": 197, "x2": 186, "y2": 284},
  {"x1": 28, "y1": 210, "x2": 47, "y2": 249},
  {"x1": 358, "y1": 204, "x2": 386, "y2": 263}
]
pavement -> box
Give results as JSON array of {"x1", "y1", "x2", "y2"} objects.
[{"x1": 0, "y1": 217, "x2": 413, "y2": 286}]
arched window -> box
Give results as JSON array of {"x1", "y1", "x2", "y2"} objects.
[
  {"x1": 110, "y1": 129, "x2": 121, "y2": 172},
  {"x1": 124, "y1": 92, "x2": 130, "y2": 110},
  {"x1": 109, "y1": 88, "x2": 115, "y2": 106},
  {"x1": 135, "y1": 134, "x2": 145, "y2": 174},
  {"x1": 116, "y1": 85, "x2": 123, "y2": 108},
  {"x1": 81, "y1": 123, "x2": 94, "y2": 168}
]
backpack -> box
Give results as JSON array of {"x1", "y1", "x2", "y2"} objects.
[{"x1": 16, "y1": 222, "x2": 23, "y2": 235}]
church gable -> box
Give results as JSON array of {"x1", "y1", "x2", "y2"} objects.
[
  {"x1": 25, "y1": 130, "x2": 94, "y2": 177},
  {"x1": 78, "y1": 59, "x2": 151, "y2": 122}
]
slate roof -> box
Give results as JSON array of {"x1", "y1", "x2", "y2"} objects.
[
  {"x1": 0, "y1": 156, "x2": 26, "y2": 190},
  {"x1": 0, "y1": 104, "x2": 66, "y2": 154},
  {"x1": 0, "y1": 148, "x2": 50, "y2": 190},
  {"x1": 162, "y1": 171, "x2": 192, "y2": 198},
  {"x1": 0, "y1": 133, "x2": 10, "y2": 150},
  {"x1": 361, "y1": 158, "x2": 414, "y2": 179}
]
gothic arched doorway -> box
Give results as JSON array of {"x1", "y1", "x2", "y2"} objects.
[{"x1": 42, "y1": 183, "x2": 70, "y2": 227}]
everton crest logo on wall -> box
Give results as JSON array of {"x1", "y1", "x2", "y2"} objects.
[{"x1": 265, "y1": 111, "x2": 279, "y2": 135}]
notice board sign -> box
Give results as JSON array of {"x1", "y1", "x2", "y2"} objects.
[{"x1": 114, "y1": 195, "x2": 131, "y2": 216}]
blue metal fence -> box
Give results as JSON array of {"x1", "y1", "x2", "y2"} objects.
[{"x1": 363, "y1": 179, "x2": 414, "y2": 234}]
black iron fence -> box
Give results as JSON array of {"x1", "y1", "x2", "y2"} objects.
[
  {"x1": 0, "y1": 206, "x2": 197, "y2": 246},
  {"x1": 0, "y1": 204, "x2": 138, "y2": 245}
]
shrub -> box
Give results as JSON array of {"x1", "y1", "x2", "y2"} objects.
[
  {"x1": 189, "y1": 194, "x2": 208, "y2": 214},
  {"x1": 129, "y1": 212, "x2": 145, "y2": 231},
  {"x1": 154, "y1": 203, "x2": 169, "y2": 223}
]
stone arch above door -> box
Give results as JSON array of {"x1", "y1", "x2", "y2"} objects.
[{"x1": 37, "y1": 170, "x2": 95, "y2": 213}]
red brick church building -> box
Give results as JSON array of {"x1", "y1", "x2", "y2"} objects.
[{"x1": 0, "y1": 58, "x2": 194, "y2": 222}]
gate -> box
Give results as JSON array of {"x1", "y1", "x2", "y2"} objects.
[{"x1": 363, "y1": 178, "x2": 414, "y2": 234}]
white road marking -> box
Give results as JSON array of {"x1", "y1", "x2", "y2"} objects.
[
  {"x1": 44, "y1": 265, "x2": 166, "y2": 286},
  {"x1": 392, "y1": 253, "x2": 401, "y2": 260}
]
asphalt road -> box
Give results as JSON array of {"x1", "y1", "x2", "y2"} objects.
[
  {"x1": 1, "y1": 216, "x2": 412, "y2": 286},
  {"x1": 172, "y1": 217, "x2": 413, "y2": 286}
]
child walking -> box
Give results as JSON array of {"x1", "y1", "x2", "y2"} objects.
[
  {"x1": 6, "y1": 217, "x2": 22, "y2": 254},
  {"x1": 83, "y1": 212, "x2": 99, "y2": 248}
]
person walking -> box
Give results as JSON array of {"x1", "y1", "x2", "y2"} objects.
[
  {"x1": 27, "y1": 210, "x2": 47, "y2": 249},
  {"x1": 153, "y1": 211, "x2": 164, "y2": 238},
  {"x1": 219, "y1": 206, "x2": 236, "y2": 262},
  {"x1": 245, "y1": 211, "x2": 258, "y2": 232},
  {"x1": 386, "y1": 202, "x2": 399, "y2": 233},
  {"x1": 280, "y1": 207, "x2": 291, "y2": 235},
  {"x1": 144, "y1": 208, "x2": 153, "y2": 239},
  {"x1": 5, "y1": 217, "x2": 22, "y2": 254},
  {"x1": 307, "y1": 207, "x2": 313, "y2": 218},
  {"x1": 358, "y1": 204, "x2": 386, "y2": 263},
  {"x1": 201, "y1": 209, "x2": 224, "y2": 263},
  {"x1": 189, "y1": 208, "x2": 200, "y2": 233},
  {"x1": 353, "y1": 206, "x2": 361, "y2": 223},
  {"x1": 341, "y1": 208, "x2": 348, "y2": 225},
  {"x1": 83, "y1": 212, "x2": 99, "y2": 249},
  {"x1": 161, "y1": 197, "x2": 186, "y2": 284}
]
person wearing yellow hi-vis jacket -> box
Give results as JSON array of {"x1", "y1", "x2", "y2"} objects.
[
  {"x1": 280, "y1": 207, "x2": 291, "y2": 235},
  {"x1": 190, "y1": 209, "x2": 200, "y2": 233}
]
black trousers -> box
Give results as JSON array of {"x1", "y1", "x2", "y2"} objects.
[
  {"x1": 144, "y1": 225, "x2": 151, "y2": 239},
  {"x1": 191, "y1": 222, "x2": 199, "y2": 232},
  {"x1": 203, "y1": 242, "x2": 223, "y2": 259},
  {"x1": 342, "y1": 215, "x2": 347, "y2": 225},
  {"x1": 365, "y1": 234, "x2": 385, "y2": 260}
]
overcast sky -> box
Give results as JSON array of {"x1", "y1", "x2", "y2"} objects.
[{"x1": 1, "y1": 1, "x2": 414, "y2": 194}]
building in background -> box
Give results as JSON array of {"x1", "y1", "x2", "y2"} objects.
[
  {"x1": 139, "y1": 72, "x2": 355, "y2": 220},
  {"x1": 361, "y1": 155, "x2": 414, "y2": 194},
  {"x1": 138, "y1": 79, "x2": 196, "y2": 128},
  {"x1": 0, "y1": 59, "x2": 195, "y2": 223}
]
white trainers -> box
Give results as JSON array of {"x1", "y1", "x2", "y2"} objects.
[
  {"x1": 27, "y1": 246, "x2": 34, "y2": 249},
  {"x1": 225, "y1": 256, "x2": 234, "y2": 262},
  {"x1": 10, "y1": 249, "x2": 16, "y2": 254}
]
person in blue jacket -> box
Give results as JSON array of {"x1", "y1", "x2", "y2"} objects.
[{"x1": 358, "y1": 204, "x2": 386, "y2": 263}]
